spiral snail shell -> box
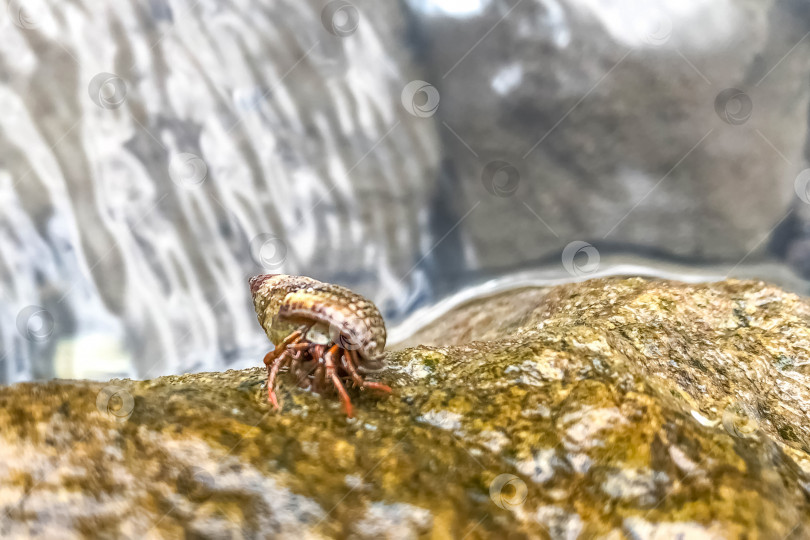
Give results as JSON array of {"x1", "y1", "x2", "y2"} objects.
[{"x1": 249, "y1": 274, "x2": 391, "y2": 416}]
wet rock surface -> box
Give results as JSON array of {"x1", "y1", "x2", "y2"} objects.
[{"x1": 1, "y1": 277, "x2": 810, "y2": 538}]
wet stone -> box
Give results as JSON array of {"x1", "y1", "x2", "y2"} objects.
[{"x1": 0, "y1": 277, "x2": 809, "y2": 538}]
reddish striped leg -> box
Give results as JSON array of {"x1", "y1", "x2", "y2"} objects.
[
  {"x1": 345, "y1": 349, "x2": 392, "y2": 394},
  {"x1": 324, "y1": 345, "x2": 354, "y2": 417},
  {"x1": 262, "y1": 326, "x2": 308, "y2": 409}
]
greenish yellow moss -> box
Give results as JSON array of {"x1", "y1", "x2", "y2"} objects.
[{"x1": 0, "y1": 278, "x2": 808, "y2": 538}]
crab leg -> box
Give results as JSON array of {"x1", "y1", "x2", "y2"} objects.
[
  {"x1": 289, "y1": 350, "x2": 303, "y2": 384},
  {"x1": 266, "y1": 348, "x2": 294, "y2": 409},
  {"x1": 293, "y1": 344, "x2": 321, "y2": 388},
  {"x1": 325, "y1": 345, "x2": 353, "y2": 417},
  {"x1": 313, "y1": 364, "x2": 326, "y2": 394},
  {"x1": 262, "y1": 326, "x2": 308, "y2": 368},
  {"x1": 340, "y1": 348, "x2": 367, "y2": 388},
  {"x1": 347, "y1": 349, "x2": 392, "y2": 394},
  {"x1": 263, "y1": 325, "x2": 310, "y2": 409},
  {"x1": 295, "y1": 358, "x2": 317, "y2": 388}
]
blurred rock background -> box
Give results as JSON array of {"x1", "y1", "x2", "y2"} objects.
[{"x1": 0, "y1": 0, "x2": 809, "y2": 382}]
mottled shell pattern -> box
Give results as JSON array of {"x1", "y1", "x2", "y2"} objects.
[{"x1": 249, "y1": 274, "x2": 387, "y2": 371}]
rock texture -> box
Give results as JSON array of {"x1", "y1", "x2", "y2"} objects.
[
  {"x1": 412, "y1": 0, "x2": 810, "y2": 275},
  {"x1": 1, "y1": 277, "x2": 810, "y2": 538}
]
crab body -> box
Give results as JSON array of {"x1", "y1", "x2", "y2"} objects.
[{"x1": 249, "y1": 274, "x2": 391, "y2": 416}]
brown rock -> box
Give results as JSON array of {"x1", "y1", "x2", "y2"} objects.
[{"x1": 0, "y1": 278, "x2": 808, "y2": 538}]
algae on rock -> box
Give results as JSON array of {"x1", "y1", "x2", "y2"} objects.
[{"x1": 0, "y1": 278, "x2": 808, "y2": 538}]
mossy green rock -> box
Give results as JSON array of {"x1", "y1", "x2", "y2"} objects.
[{"x1": 1, "y1": 278, "x2": 810, "y2": 538}]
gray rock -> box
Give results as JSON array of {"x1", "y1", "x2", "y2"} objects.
[{"x1": 408, "y1": 0, "x2": 810, "y2": 273}]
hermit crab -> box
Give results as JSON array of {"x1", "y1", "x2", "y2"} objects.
[{"x1": 249, "y1": 274, "x2": 392, "y2": 417}]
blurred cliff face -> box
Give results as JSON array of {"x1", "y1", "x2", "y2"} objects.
[{"x1": 0, "y1": 0, "x2": 809, "y2": 383}]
